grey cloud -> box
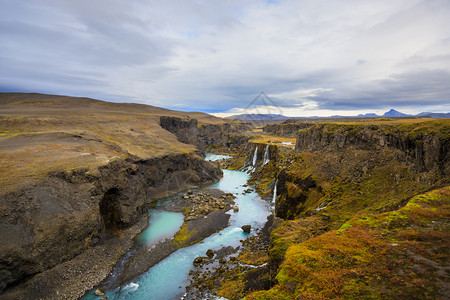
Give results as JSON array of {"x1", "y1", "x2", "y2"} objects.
[
  {"x1": 1, "y1": 0, "x2": 449, "y2": 114},
  {"x1": 308, "y1": 69, "x2": 450, "y2": 110}
]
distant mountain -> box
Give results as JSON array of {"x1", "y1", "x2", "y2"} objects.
[
  {"x1": 357, "y1": 113, "x2": 379, "y2": 118},
  {"x1": 416, "y1": 112, "x2": 450, "y2": 118},
  {"x1": 383, "y1": 109, "x2": 409, "y2": 117},
  {"x1": 227, "y1": 110, "x2": 450, "y2": 121},
  {"x1": 226, "y1": 114, "x2": 289, "y2": 121}
]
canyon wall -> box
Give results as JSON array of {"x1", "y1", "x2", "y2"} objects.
[
  {"x1": 263, "y1": 122, "x2": 314, "y2": 137},
  {"x1": 160, "y1": 116, "x2": 252, "y2": 152},
  {"x1": 0, "y1": 152, "x2": 221, "y2": 293},
  {"x1": 295, "y1": 123, "x2": 450, "y2": 175}
]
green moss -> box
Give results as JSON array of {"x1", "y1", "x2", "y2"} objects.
[
  {"x1": 245, "y1": 287, "x2": 294, "y2": 300},
  {"x1": 253, "y1": 187, "x2": 450, "y2": 299},
  {"x1": 217, "y1": 278, "x2": 245, "y2": 300},
  {"x1": 339, "y1": 223, "x2": 352, "y2": 230},
  {"x1": 173, "y1": 223, "x2": 192, "y2": 246}
]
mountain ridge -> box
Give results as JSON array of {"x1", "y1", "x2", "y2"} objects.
[{"x1": 226, "y1": 109, "x2": 450, "y2": 120}]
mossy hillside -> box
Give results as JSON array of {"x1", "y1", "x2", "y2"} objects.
[
  {"x1": 214, "y1": 118, "x2": 449, "y2": 299},
  {"x1": 269, "y1": 216, "x2": 327, "y2": 270},
  {"x1": 217, "y1": 272, "x2": 246, "y2": 300},
  {"x1": 247, "y1": 186, "x2": 449, "y2": 299},
  {"x1": 275, "y1": 146, "x2": 443, "y2": 228}
]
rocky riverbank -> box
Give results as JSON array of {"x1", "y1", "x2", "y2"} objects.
[
  {"x1": 90, "y1": 188, "x2": 237, "y2": 292},
  {"x1": 183, "y1": 214, "x2": 283, "y2": 299}
]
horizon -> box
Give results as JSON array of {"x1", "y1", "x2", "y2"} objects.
[{"x1": 1, "y1": 1, "x2": 450, "y2": 116}]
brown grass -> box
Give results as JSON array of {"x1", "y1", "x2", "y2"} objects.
[{"x1": 0, "y1": 93, "x2": 225, "y2": 193}]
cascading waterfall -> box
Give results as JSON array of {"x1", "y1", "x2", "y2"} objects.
[
  {"x1": 262, "y1": 145, "x2": 270, "y2": 166},
  {"x1": 252, "y1": 147, "x2": 258, "y2": 166},
  {"x1": 272, "y1": 179, "x2": 278, "y2": 203}
]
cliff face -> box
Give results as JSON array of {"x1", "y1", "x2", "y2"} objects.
[
  {"x1": 272, "y1": 121, "x2": 450, "y2": 220},
  {"x1": 243, "y1": 143, "x2": 278, "y2": 169},
  {"x1": 295, "y1": 123, "x2": 450, "y2": 175},
  {"x1": 160, "y1": 116, "x2": 252, "y2": 151},
  {"x1": 0, "y1": 153, "x2": 221, "y2": 293},
  {"x1": 159, "y1": 116, "x2": 200, "y2": 146},
  {"x1": 263, "y1": 123, "x2": 314, "y2": 137}
]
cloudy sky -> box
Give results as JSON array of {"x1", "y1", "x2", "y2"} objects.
[{"x1": 1, "y1": 0, "x2": 449, "y2": 117}]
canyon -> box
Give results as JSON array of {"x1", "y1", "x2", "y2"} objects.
[{"x1": 1, "y1": 93, "x2": 449, "y2": 299}]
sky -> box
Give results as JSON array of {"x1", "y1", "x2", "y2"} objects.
[{"x1": 1, "y1": 0, "x2": 449, "y2": 117}]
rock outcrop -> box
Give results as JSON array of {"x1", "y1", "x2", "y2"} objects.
[
  {"x1": 160, "y1": 116, "x2": 252, "y2": 152},
  {"x1": 243, "y1": 143, "x2": 278, "y2": 170},
  {"x1": 295, "y1": 123, "x2": 450, "y2": 175},
  {"x1": 0, "y1": 152, "x2": 221, "y2": 294}
]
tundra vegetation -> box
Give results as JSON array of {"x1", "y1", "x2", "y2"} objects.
[{"x1": 206, "y1": 117, "x2": 449, "y2": 300}]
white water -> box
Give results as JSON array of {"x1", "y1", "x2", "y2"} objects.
[
  {"x1": 262, "y1": 145, "x2": 270, "y2": 166},
  {"x1": 272, "y1": 179, "x2": 278, "y2": 203},
  {"x1": 83, "y1": 155, "x2": 271, "y2": 300},
  {"x1": 252, "y1": 147, "x2": 258, "y2": 166}
]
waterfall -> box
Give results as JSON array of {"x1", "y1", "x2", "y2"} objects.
[
  {"x1": 263, "y1": 145, "x2": 270, "y2": 166},
  {"x1": 252, "y1": 147, "x2": 258, "y2": 166},
  {"x1": 272, "y1": 179, "x2": 278, "y2": 203}
]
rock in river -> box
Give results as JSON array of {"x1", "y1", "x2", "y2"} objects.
[
  {"x1": 206, "y1": 249, "x2": 215, "y2": 258},
  {"x1": 193, "y1": 257, "x2": 204, "y2": 266},
  {"x1": 241, "y1": 225, "x2": 251, "y2": 233},
  {"x1": 94, "y1": 288, "x2": 105, "y2": 296}
]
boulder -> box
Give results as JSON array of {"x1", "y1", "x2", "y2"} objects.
[
  {"x1": 206, "y1": 249, "x2": 215, "y2": 258},
  {"x1": 193, "y1": 257, "x2": 204, "y2": 266},
  {"x1": 94, "y1": 288, "x2": 105, "y2": 296},
  {"x1": 241, "y1": 225, "x2": 251, "y2": 233},
  {"x1": 233, "y1": 206, "x2": 239, "y2": 212}
]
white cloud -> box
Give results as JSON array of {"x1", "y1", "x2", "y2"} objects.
[{"x1": 1, "y1": 0, "x2": 449, "y2": 115}]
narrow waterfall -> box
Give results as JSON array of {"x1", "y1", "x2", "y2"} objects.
[
  {"x1": 272, "y1": 179, "x2": 278, "y2": 203},
  {"x1": 262, "y1": 145, "x2": 270, "y2": 166},
  {"x1": 252, "y1": 147, "x2": 258, "y2": 166}
]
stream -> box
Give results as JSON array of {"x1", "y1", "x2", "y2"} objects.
[{"x1": 83, "y1": 153, "x2": 271, "y2": 300}]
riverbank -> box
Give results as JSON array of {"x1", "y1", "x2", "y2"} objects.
[
  {"x1": 184, "y1": 214, "x2": 283, "y2": 299},
  {"x1": 82, "y1": 168, "x2": 272, "y2": 300},
  {"x1": 100, "y1": 188, "x2": 237, "y2": 289},
  {"x1": 1, "y1": 218, "x2": 148, "y2": 300}
]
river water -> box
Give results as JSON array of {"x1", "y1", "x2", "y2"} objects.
[{"x1": 83, "y1": 153, "x2": 271, "y2": 300}]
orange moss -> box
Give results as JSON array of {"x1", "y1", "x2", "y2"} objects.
[{"x1": 248, "y1": 186, "x2": 450, "y2": 299}]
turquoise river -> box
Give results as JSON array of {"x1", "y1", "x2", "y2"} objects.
[{"x1": 83, "y1": 153, "x2": 271, "y2": 299}]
